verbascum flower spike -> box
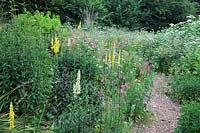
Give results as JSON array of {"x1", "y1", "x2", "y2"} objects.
[
  {"x1": 51, "y1": 37, "x2": 60, "y2": 54},
  {"x1": 73, "y1": 70, "x2": 81, "y2": 97},
  {"x1": 9, "y1": 102, "x2": 14, "y2": 130},
  {"x1": 77, "y1": 21, "x2": 82, "y2": 30},
  {"x1": 118, "y1": 50, "x2": 121, "y2": 65},
  {"x1": 108, "y1": 52, "x2": 111, "y2": 62},
  {"x1": 112, "y1": 49, "x2": 115, "y2": 67}
]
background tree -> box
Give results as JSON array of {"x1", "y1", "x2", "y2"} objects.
[
  {"x1": 139, "y1": 0, "x2": 198, "y2": 30},
  {"x1": 0, "y1": 0, "x2": 199, "y2": 30}
]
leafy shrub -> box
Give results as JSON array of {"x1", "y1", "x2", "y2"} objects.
[
  {"x1": 170, "y1": 74, "x2": 200, "y2": 102},
  {"x1": 0, "y1": 12, "x2": 62, "y2": 114},
  {"x1": 175, "y1": 102, "x2": 200, "y2": 133},
  {"x1": 169, "y1": 47, "x2": 200, "y2": 102}
]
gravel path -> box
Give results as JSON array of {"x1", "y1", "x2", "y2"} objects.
[{"x1": 135, "y1": 74, "x2": 180, "y2": 133}]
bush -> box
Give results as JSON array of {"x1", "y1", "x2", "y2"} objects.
[
  {"x1": 0, "y1": 12, "x2": 62, "y2": 114},
  {"x1": 169, "y1": 47, "x2": 200, "y2": 102},
  {"x1": 170, "y1": 74, "x2": 200, "y2": 102},
  {"x1": 175, "y1": 102, "x2": 200, "y2": 133}
]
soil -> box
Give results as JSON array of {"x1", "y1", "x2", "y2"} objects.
[{"x1": 134, "y1": 74, "x2": 180, "y2": 133}]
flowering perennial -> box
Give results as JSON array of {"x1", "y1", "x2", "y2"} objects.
[
  {"x1": 73, "y1": 70, "x2": 81, "y2": 96},
  {"x1": 9, "y1": 102, "x2": 14, "y2": 130},
  {"x1": 112, "y1": 50, "x2": 115, "y2": 67},
  {"x1": 105, "y1": 50, "x2": 121, "y2": 66},
  {"x1": 77, "y1": 21, "x2": 82, "y2": 30},
  {"x1": 51, "y1": 37, "x2": 60, "y2": 54}
]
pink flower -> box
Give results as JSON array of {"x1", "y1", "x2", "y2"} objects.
[
  {"x1": 124, "y1": 82, "x2": 128, "y2": 87},
  {"x1": 121, "y1": 84, "x2": 126, "y2": 90},
  {"x1": 98, "y1": 89, "x2": 103, "y2": 95},
  {"x1": 92, "y1": 42, "x2": 97, "y2": 49},
  {"x1": 144, "y1": 61, "x2": 149, "y2": 67},
  {"x1": 121, "y1": 82, "x2": 129, "y2": 90},
  {"x1": 147, "y1": 66, "x2": 151, "y2": 73}
]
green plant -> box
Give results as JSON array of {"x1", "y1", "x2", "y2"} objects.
[
  {"x1": 170, "y1": 74, "x2": 200, "y2": 102},
  {"x1": 0, "y1": 11, "x2": 62, "y2": 115},
  {"x1": 47, "y1": 41, "x2": 103, "y2": 132},
  {"x1": 169, "y1": 48, "x2": 200, "y2": 102},
  {"x1": 175, "y1": 102, "x2": 200, "y2": 133}
]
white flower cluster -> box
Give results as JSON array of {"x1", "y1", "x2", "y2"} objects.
[{"x1": 73, "y1": 70, "x2": 81, "y2": 97}]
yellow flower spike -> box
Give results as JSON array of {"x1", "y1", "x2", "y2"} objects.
[
  {"x1": 9, "y1": 102, "x2": 14, "y2": 130},
  {"x1": 118, "y1": 50, "x2": 121, "y2": 65},
  {"x1": 51, "y1": 37, "x2": 60, "y2": 54},
  {"x1": 77, "y1": 21, "x2": 82, "y2": 30},
  {"x1": 112, "y1": 49, "x2": 115, "y2": 67}
]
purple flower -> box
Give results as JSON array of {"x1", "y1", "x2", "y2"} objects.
[{"x1": 120, "y1": 40, "x2": 125, "y2": 45}]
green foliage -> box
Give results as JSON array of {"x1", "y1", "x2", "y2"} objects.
[
  {"x1": 47, "y1": 43, "x2": 102, "y2": 132},
  {"x1": 170, "y1": 74, "x2": 200, "y2": 102},
  {"x1": 175, "y1": 102, "x2": 200, "y2": 133},
  {"x1": 0, "y1": 12, "x2": 62, "y2": 114},
  {"x1": 1, "y1": 0, "x2": 199, "y2": 30},
  {"x1": 141, "y1": 17, "x2": 200, "y2": 73},
  {"x1": 169, "y1": 47, "x2": 200, "y2": 102},
  {"x1": 140, "y1": 0, "x2": 198, "y2": 30},
  {"x1": 104, "y1": 0, "x2": 142, "y2": 29}
]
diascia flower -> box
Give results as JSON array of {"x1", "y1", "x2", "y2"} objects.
[
  {"x1": 73, "y1": 70, "x2": 81, "y2": 97},
  {"x1": 51, "y1": 37, "x2": 60, "y2": 54},
  {"x1": 9, "y1": 102, "x2": 14, "y2": 130}
]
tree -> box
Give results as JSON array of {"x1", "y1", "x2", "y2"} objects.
[{"x1": 139, "y1": 0, "x2": 198, "y2": 30}]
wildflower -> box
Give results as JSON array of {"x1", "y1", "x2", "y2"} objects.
[
  {"x1": 147, "y1": 66, "x2": 151, "y2": 73},
  {"x1": 124, "y1": 82, "x2": 128, "y2": 87},
  {"x1": 51, "y1": 37, "x2": 60, "y2": 54},
  {"x1": 121, "y1": 84, "x2": 126, "y2": 90},
  {"x1": 112, "y1": 49, "x2": 115, "y2": 67},
  {"x1": 92, "y1": 42, "x2": 97, "y2": 49},
  {"x1": 77, "y1": 21, "x2": 82, "y2": 30},
  {"x1": 144, "y1": 61, "x2": 149, "y2": 67},
  {"x1": 120, "y1": 40, "x2": 125, "y2": 45},
  {"x1": 73, "y1": 70, "x2": 81, "y2": 97},
  {"x1": 9, "y1": 102, "x2": 14, "y2": 130},
  {"x1": 98, "y1": 89, "x2": 103, "y2": 95}
]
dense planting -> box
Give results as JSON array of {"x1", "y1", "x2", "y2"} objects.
[
  {"x1": 0, "y1": 12, "x2": 154, "y2": 132},
  {"x1": 0, "y1": 9, "x2": 200, "y2": 132}
]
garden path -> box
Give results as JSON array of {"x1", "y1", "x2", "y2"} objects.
[{"x1": 135, "y1": 74, "x2": 180, "y2": 133}]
